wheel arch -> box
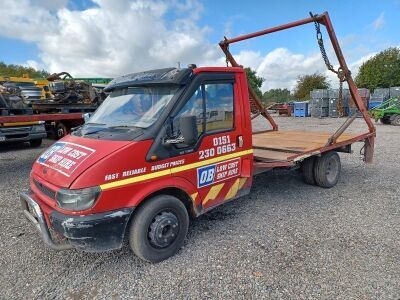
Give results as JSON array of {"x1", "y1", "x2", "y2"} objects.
[
  {"x1": 123, "y1": 186, "x2": 194, "y2": 242},
  {"x1": 137, "y1": 187, "x2": 195, "y2": 218}
]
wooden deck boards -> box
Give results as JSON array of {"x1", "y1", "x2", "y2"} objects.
[
  {"x1": 252, "y1": 130, "x2": 359, "y2": 161},
  {"x1": 253, "y1": 148, "x2": 295, "y2": 162}
]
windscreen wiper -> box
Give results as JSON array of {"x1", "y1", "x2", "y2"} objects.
[
  {"x1": 108, "y1": 125, "x2": 142, "y2": 129},
  {"x1": 81, "y1": 123, "x2": 108, "y2": 135},
  {"x1": 85, "y1": 122, "x2": 107, "y2": 126}
]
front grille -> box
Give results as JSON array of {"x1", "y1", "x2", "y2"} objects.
[
  {"x1": 34, "y1": 178, "x2": 56, "y2": 200},
  {"x1": 5, "y1": 133, "x2": 29, "y2": 139},
  {"x1": 0, "y1": 127, "x2": 31, "y2": 133}
]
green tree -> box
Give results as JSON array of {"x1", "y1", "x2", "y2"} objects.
[
  {"x1": 245, "y1": 67, "x2": 264, "y2": 99},
  {"x1": 263, "y1": 88, "x2": 292, "y2": 104},
  {"x1": 0, "y1": 61, "x2": 49, "y2": 78},
  {"x1": 355, "y1": 47, "x2": 400, "y2": 90},
  {"x1": 294, "y1": 73, "x2": 330, "y2": 100}
]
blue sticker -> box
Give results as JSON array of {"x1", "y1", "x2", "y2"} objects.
[
  {"x1": 37, "y1": 142, "x2": 65, "y2": 164},
  {"x1": 197, "y1": 164, "x2": 216, "y2": 187}
]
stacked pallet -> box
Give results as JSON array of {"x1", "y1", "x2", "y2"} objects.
[
  {"x1": 328, "y1": 89, "x2": 350, "y2": 117},
  {"x1": 369, "y1": 88, "x2": 390, "y2": 109},
  {"x1": 348, "y1": 88, "x2": 370, "y2": 116},
  {"x1": 390, "y1": 87, "x2": 400, "y2": 98},
  {"x1": 293, "y1": 101, "x2": 309, "y2": 117},
  {"x1": 310, "y1": 89, "x2": 329, "y2": 117}
]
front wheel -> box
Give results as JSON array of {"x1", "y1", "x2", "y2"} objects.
[
  {"x1": 314, "y1": 151, "x2": 341, "y2": 188},
  {"x1": 391, "y1": 115, "x2": 400, "y2": 126},
  {"x1": 29, "y1": 139, "x2": 42, "y2": 148},
  {"x1": 129, "y1": 195, "x2": 189, "y2": 263}
]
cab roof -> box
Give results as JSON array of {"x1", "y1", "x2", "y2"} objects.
[
  {"x1": 104, "y1": 68, "x2": 193, "y2": 92},
  {"x1": 104, "y1": 66, "x2": 245, "y2": 92}
]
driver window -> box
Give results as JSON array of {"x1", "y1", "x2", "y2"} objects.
[
  {"x1": 174, "y1": 86, "x2": 204, "y2": 137},
  {"x1": 204, "y1": 83, "x2": 234, "y2": 131}
]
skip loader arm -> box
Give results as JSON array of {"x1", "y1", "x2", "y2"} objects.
[{"x1": 219, "y1": 12, "x2": 375, "y2": 163}]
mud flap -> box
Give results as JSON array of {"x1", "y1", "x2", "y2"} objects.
[{"x1": 364, "y1": 136, "x2": 375, "y2": 163}]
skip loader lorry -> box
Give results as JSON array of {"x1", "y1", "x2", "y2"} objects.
[{"x1": 20, "y1": 12, "x2": 376, "y2": 262}]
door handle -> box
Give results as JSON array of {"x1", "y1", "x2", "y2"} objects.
[{"x1": 237, "y1": 135, "x2": 244, "y2": 148}]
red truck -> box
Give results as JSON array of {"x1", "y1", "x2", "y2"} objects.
[
  {"x1": 0, "y1": 112, "x2": 91, "y2": 145},
  {"x1": 20, "y1": 12, "x2": 375, "y2": 262}
]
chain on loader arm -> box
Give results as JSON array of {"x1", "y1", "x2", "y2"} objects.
[
  {"x1": 223, "y1": 40, "x2": 263, "y2": 120},
  {"x1": 310, "y1": 12, "x2": 347, "y2": 117}
]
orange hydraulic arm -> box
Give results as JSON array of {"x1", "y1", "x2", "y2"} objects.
[{"x1": 219, "y1": 11, "x2": 375, "y2": 162}]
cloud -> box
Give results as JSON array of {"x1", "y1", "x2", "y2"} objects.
[
  {"x1": 372, "y1": 12, "x2": 385, "y2": 30},
  {"x1": 0, "y1": 0, "x2": 59, "y2": 42},
  {"x1": 0, "y1": 0, "x2": 220, "y2": 77},
  {"x1": 228, "y1": 48, "x2": 377, "y2": 92},
  {"x1": 229, "y1": 48, "x2": 326, "y2": 91},
  {"x1": 32, "y1": 0, "x2": 68, "y2": 10},
  {"x1": 0, "y1": 0, "x2": 377, "y2": 92}
]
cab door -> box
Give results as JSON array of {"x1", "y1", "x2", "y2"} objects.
[{"x1": 168, "y1": 72, "x2": 251, "y2": 212}]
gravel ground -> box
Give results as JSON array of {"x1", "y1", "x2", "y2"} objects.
[{"x1": 0, "y1": 116, "x2": 399, "y2": 299}]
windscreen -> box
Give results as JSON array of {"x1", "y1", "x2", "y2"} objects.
[{"x1": 88, "y1": 85, "x2": 178, "y2": 128}]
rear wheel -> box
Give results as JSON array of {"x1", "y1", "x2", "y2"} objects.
[
  {"x1": 380, "y1": 117, "x2": 391, "y2": 125},
  {"x1": 29, "y1": 139, "x2": 42, "y2": 148},
  {"x1": 129, "y1": 195, "x2": 189, "y2": 263},
  {"x1": 314, "y1": 151, "x2": 341, "y2": 188},
  {"x1": 390, "y1": 115, "x2": 400, "y2": 126},
  {"x1": 301, "y1": 157, "x2": 316, "y2": 185}
]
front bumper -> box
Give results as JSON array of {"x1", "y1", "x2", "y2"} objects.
[
  {"x1": 0, "y1": 124, "x2": 46, "y2": 143},
  {"x1": 0, "y1": 132, "x2": 46, "y2": 143},
  {"x1": 20, "y1": 192, "x2": 134, "y2": 252}
]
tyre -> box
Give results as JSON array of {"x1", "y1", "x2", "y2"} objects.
[
  {"x1": 301, "y1": 157, "x2": 316, "y2": 185},
  {"x1": 56, "y1": 122, "x2": 68, "y2": 139},
  {"x1": 29, "y1": 139, "x2": 42, "y2": 148},
  {"x1": 380, "y1": 117, "x2": 391, "y2": 125},
  {"x1": 390, "y1": 115, "x2": 400, "y2": 126},
  {"x1": 314, "y1": 151, "x2": 341, "y2": 188},
  {"x1": 129, "y1": 195, "x2": 189, "y2": 263}
]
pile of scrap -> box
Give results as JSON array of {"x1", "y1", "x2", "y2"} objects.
[
  {"x1": 43, "y1": 72, "x2": 107, "y2": 106},
  {"x1": 0, "y1": 81, "x2": 41, "y2": 112},
  {"x1": 0, "y1": 72, "x2": 108, "y2": 114}
]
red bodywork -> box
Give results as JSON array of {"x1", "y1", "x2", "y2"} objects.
[{"x1": 31, "y1": 68, "x2": 254, "y2": 221}]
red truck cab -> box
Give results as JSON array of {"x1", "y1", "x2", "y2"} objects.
[
  {"x1": 20, "y1": 12, "x2": 376, "y2": 263},
  {"x1": 21, "y1": 66, "x2": 256, "y2": 261}
]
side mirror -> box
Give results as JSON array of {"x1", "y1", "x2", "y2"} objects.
[
  {"x1": 179, "y1": 115, "x2": 198, "y2": 145},
  {"x1": 83, "y1": 113, "x2": 92, "y2": 123},
  {"x1": 164, "y1": 115, "x2": 198, "y2": 146}
]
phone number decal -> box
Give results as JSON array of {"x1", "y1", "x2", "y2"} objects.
[{"x1": 199, "y1": 135, "x2": 236, "y2": 160}]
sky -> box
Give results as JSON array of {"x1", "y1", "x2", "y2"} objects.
[{"x1": 0, "y1": 0, "x2": 399, "y2": 92}]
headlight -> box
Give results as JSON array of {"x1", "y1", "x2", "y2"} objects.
[
  {"x1": 32, "y1": 124, "x2": 45, "y2": 132},
  {"x1": 56, "y1": 186, "x2": 101, "y2": 211}
]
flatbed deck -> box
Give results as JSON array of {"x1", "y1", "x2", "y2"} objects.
[{"x1": 252, "y1": 130, "x2": 365, "y2": 164}]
